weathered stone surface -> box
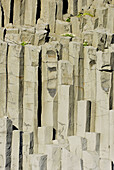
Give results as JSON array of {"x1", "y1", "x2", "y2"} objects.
[
  {"x1": 61, "y1": 148, "x2": 82, "y2": 170},
  {"x1": 0, "y1": 0, "x2": 114, "y2": 169},
  {"x1": 0, "y1": 41, "x2": 7, "y2": 117},
  {"x1": 68, "y1": 136, "x2": 87, "y2": 159},
  {"x1": 23, "y1": 132, "x2": 34, "y2": 170},
  {"x1": 0, "y1": 117, "x2": 12, "y2": 170},
  {"x1": 23, "y1": 45, "x2": 41, "y2": 153},
  {"x1": 11, "y1": 130, "x2": 23, "y2": 170},
  {"x1": 83, "y1": 151, "x2": 100, "y2": 170},
  {"x1": 45, "y1": 144, "x2": 61, "y2": 170},
  {"x1": 100, "y1": 159, "x2": 112, "y2": 170},
  {"x1": 56, "y1": 20, "x2": 71, "y2": 34},
  {"x1": 29, "y1": 154, "x2": 47, "y2": 170},
  {"x1": 58, "y1": 85, "x2": 74, "y2": 139},
  {"x1": 85, "y1": 132, "x2": 100, "y2": 152},
  {"x1": 7, "y1": 44, "x2": 23, "y2": 129},
  {"x1": 110, "y1": 110, "x2": 114, "y2": 162},
  {"x1": 84, "y1": 46, "x2": 97, "y2": 132},
  {"x1": 77, "y1": 100, "x2": 91, "y2": 137},
  {"x1": 58, "y1": 60, "x2": 73, "y2": 85}
]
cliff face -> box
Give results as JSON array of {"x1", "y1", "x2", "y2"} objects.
[{"x1": 0, "y1": 0, "x2": 114, "y2": 169}]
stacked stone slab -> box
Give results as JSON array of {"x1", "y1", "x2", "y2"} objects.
[{"x1": 0, "y1": 0, "x2": 114, "y2": 169}]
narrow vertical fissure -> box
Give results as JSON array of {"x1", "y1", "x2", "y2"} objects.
[
  {"x1": 19, "y1": 131, "x2": 23, "y2": 170},
  {"x1": 6, "y1": 44, "x2": 9, "y2": 114},
  {"x1": 1, "y1": 6, "x2": 4, "y2": 27},
  {"x1": 19, "y1": 47, "x2": 24, "y2": 130},
  {"x1": 36, "y1": 0, "x2": 41, "y2": 24},
  {"x1": 55, "y1": 3, "x2": 57, "y2": 20},
  {"x1": 109, "y1": 53, "x2": 114, "y2": 110},
  {"x1": 78, "y1": 57, "x2": 84, "y2": 100},
  {"x1": 63, "y1": 0, "x2": 68, "y2": 14},
  {"x1": 109, "y1": 73, "x2": 113, "y2": 110},
  {"x1": 86, "y1": 102, "x2": 91, "y2": 132},
  {"x1": 9, "y1": 0, "x2": 14, "y2": 23},
  {"x1": 112, "y1": 162, "x2": 114, "y2": 170},
  {"x1": 38, "y1": 51, "x2": 42, "y2": 127}
]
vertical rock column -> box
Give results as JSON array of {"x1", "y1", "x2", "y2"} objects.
[
  {"x1": 58, "y1": 60, "x2": 74, "y2": 139},
  {"x1": 69, "y1": 42, "x2": 84, "y2": 135},
  {"x1": 55, "y1": 0, "x2": 63, "y2": 20},
  {"x1": 107, "y1": 6, "x2": 114, "y2": 33},
  {"x1": 23, "y1": 132, "x2": 34, "y2": 170},
  {"x1": 23, "y1": 45, "x2": 41, "y2": 153},
  {"x1": 84, "y1": 46, "x2": 97, "y2": 132},
  {"x1": 0, "y1": 0, "x2": 11, "y2": 26},
  {"x1": 77, "y1": 100, "x2": 91, "y2": 137},
  {"x1": 0, "y1": 41, "x2": 8, "y2": 117},
  {"x1": 0, "y1": 117, "x2": 12, "y2": 169},
  {"x1": 96, "y1": 51, "x2": 111, "y2": 159},
  {"x1": 24, "y1": 0, "x2": 37, "y2": 26},
  {"x1": 7, "y1": 44, "x2": 24, "y2": 129},
  {"x1": 13, "y1": 0, "x2": 25, "y2": 25},
  {"x1": 41, "y1": 0, "x2": 59, "y2": 32},
  {"x1": 110, "y1": 110, "x2": 114, "y2": 162},
  {"x1": 11, "y1": 130, "x2": 23, "y2": 170},
  {"x1": 68, "y1": 0, "x2": 78, "y2": 15},
  {"x1": 0, "y1": 7, "x2": 2, "y2": 27},
  {"x1": 45, "y1": 144, "x2": 61, "y2": 170},
  {"x1": 42, "y1": 42, "x2": 61, "y2": 132}
]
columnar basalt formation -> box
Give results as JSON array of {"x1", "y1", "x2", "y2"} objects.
[{"x1": 0, "y1": 0, "x2": 114, "y2": 169}]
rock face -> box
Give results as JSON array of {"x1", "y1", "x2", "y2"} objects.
[{"x1": 0, "y1": 0, "x2": 114, "y2": 169}]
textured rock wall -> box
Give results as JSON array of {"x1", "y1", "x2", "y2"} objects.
[{"x1": 0, "y1": 0, "x2": 114, "y2": 169}]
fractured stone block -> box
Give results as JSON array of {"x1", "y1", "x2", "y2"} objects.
[
  {"x1": 85, "y1": 132, "x2": 100, "y2": 152},
  {"x1": 83, "y1": 151, "x2": 100, "y2": 170},
  {"x1": 58, "y1": 60, "x2": 73, "y2": 85},
  {"x1": 34, "y1": 30, "x2": 47, "y2": 46},
  {"x1": 29, "y1": 154, "x2": 47, "y2": 170},
  {"x1": 60, "y1": 36, "x2": 71, "y2": 60},
  {"x1": 92, "y1": 30, "x2": 107, "y2": 51},
  {"x1": 38, "y1": 126, "x2": 53, "y2": 145},
  {"x1": 77, "y1": 100, "x2": 91, "y2": 137},
  {"x1": 45, "y1": 144, "x2": 61, "y2": 170},
  {"x1": 56, "y1": 20, "x2": 71, "y2": 34},
  {"x1": 58, "y1": 85, "x2": 74, "y2": 139},
  {"x1": 68, "y1": 136, "x2": 87, "y2": 159},
  {"x1": 61, "y1": 148, "x2": 82, "y2": 170}
]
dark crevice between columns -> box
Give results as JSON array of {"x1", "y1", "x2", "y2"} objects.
[
  {"x1": 6, "y1": 44, "x2": 9, "y2": 114},
  {"x1": 53, "y1": 129, "x2": 56, "y2": 140},
  {"x1": 19, "y1": 47, "x2": 24, "y2": 130},
  {"x1": 112, "y1": 162, "x2": 114, "y2": 170},
  {"x1": 1, "y1": 5, "x2": 4, "y2": 27},
  {"x1": 109, "y1": 52, "x2": 114, "y2": 110},
  {"x1": 19, "y1": 131, "x2": 23, "y2": 170},
  {"x1": 9, "y1": 0, "x2": 14, "y2": 23},
  {"x1": 38, "y1": 51, "x2": 42, "y2": 127},
  {"x1": 63, "y1": 0, "x2": 68, "y2": 14},
  {"x1": 55, "y1": 2, "x2": 57, "y2": 20},
  {"x1": 36, "y1": 0, "x2": 41, "y2": 24}
]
